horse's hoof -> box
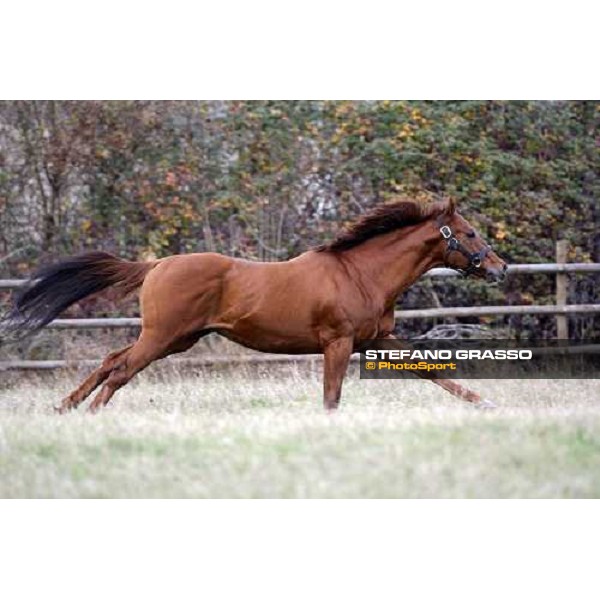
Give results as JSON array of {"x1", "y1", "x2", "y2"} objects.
[{"x1": 475, "y1": 399, "x2": 497, "y2": 410}]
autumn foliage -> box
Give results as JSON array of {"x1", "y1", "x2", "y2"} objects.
[{"x1": 0, "y1": 101, "x2": 598, "y2": 338}]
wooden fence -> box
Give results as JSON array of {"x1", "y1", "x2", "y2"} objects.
[{"x1": 1, "y1": 248, "x2": 599, "y2": 370}]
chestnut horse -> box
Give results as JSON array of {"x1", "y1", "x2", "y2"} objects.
[{"x1": 2, "y1": 198, "x2": 506, "y2": 412}]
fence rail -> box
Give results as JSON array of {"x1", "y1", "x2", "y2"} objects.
[
  {"x1": 2, "y1": 253, "x2": 599, "y2": 370},
  {"x1": 2, "y1": 262, "x2": 600, "y2": 291},
  {"x1": 397, "y1": 303, "x2": 600, "y2": 320},
  {"x1": 3, "y1": 261, "x2": 599, "y2": 329},
  {"x1": 0, "y1": 354, "x2": 339, "y2": 372},
  {"x1": 13, "y1": 303, "x2": 597, "y2": 331}
]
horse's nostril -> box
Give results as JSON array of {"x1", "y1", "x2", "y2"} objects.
[{"x1": 487, "y1": 268, "x2": 506, "y2": 284}]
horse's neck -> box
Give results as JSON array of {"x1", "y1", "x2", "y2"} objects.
[{"x1": 348, "y1": 221, "x2": 443, "y2": 303}]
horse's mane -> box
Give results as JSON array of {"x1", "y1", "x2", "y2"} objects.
[{"x1": 315, "y1": 198, "x2": 450, "y2": 253}]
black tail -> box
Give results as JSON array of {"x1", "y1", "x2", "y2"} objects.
[{"x1": 0, "y1": 252, "x2": 156, "y2": 343}]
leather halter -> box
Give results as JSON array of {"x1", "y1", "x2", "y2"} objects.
[{"x1": 438, "y1": 224, "x2": 492, "y2": 277}]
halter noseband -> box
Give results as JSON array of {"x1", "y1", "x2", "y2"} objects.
[{"x1": 439, "y1": 224, "x2": 491, "y2": 277}]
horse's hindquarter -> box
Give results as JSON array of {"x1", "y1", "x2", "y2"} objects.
[{"x1": 139, "y1": 253, "x2": 235, "y2": 336}]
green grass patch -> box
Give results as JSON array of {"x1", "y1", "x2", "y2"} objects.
[{"x1": 0, "y1": 371, "x2": 599, "y2": 497}]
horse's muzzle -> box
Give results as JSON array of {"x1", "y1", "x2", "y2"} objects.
[{"x1": 485, "y1": 263, "x2": 507, "y2": 283}]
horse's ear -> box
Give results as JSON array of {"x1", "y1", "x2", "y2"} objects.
[{"x1": 445, "y1": 197, "x2": 457, "y2": 215}]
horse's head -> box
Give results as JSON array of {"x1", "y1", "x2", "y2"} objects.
[{"x1": 435, "y1": 198, "x2": 507, "y2": 283}]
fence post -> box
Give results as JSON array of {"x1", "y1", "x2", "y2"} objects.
[{"x1": 556, "y1": 239, "x2": 568, "y2": 339}]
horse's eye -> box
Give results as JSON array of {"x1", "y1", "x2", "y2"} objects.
[{"x1": 467, "y1": 231, "x2": 476, "y2": 238}]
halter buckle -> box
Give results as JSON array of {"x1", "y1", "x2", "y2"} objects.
[{"x1": 439, "y1": 225, "x2": 452, "y2": 239}]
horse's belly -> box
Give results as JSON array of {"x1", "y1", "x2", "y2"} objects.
[
  {"x1": 208, "y1": 307, "x2": 320, "y2": 354},
  {"x1": 218, "y1": 327, "x2": 321, "y2": 355}
]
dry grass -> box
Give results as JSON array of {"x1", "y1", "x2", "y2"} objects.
[{"x1": 1, "y1": 365, "x2": 599, "y2": 498}]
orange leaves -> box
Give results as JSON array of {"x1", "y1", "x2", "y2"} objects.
[
  {"x1": 494, "y1": 222, "x2": 508, "y2": 241},
  {"x1": 397, "y1": 123, "x2": 414, "y2": 139},
  {"x1": 165, "y1": 171, "x2": 177, "y2": 187},
  {"x1": 334, "y1": 102, "x2": 355, "y2": 118},
  {"x1": 410, "y1": 107, "x2": 428, "y2": 125}
]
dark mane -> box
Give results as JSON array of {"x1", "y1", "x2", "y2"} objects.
[{"x1": 315, "y1": 199, "x2": 447, "y2": 253}]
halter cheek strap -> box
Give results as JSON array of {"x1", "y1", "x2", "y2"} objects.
[{"x1": 439, "y1": 224, "x2": 491, "y2": 277}]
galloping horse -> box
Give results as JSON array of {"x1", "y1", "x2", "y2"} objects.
[{"x1": 2, "y1": 197, "x2": 506, "y2": 412}]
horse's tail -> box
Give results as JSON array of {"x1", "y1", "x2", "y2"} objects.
[{"x1": 0, "y1": 252, "x2": 157, "y2": 343}]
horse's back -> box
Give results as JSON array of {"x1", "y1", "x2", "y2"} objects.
[{"x1": 138, "y1": 250, "x2": 347, "y2": 352}]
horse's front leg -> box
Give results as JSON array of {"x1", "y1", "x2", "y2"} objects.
[
  {"x1": 322, "y1": 337, "x2": 353, "y2": 411},
  {"x1": 382, "y1": 334, "x2": 496, "y2": 408}
]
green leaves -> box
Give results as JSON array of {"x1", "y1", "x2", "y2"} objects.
[{"x1": 1, "y1": 100, "x2": 599, "y2": 338}]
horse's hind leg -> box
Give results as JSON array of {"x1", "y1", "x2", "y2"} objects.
[
  {"x1": 87, "y1": 332, "x2": 201, "y2": 413},
  {"x1": 56, "y1": 344, "x2": 133, "y2": 413}
]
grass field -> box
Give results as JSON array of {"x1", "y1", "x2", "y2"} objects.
[{"x1": 1, "y1": 365, "x2": 599, "y2": 498}]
